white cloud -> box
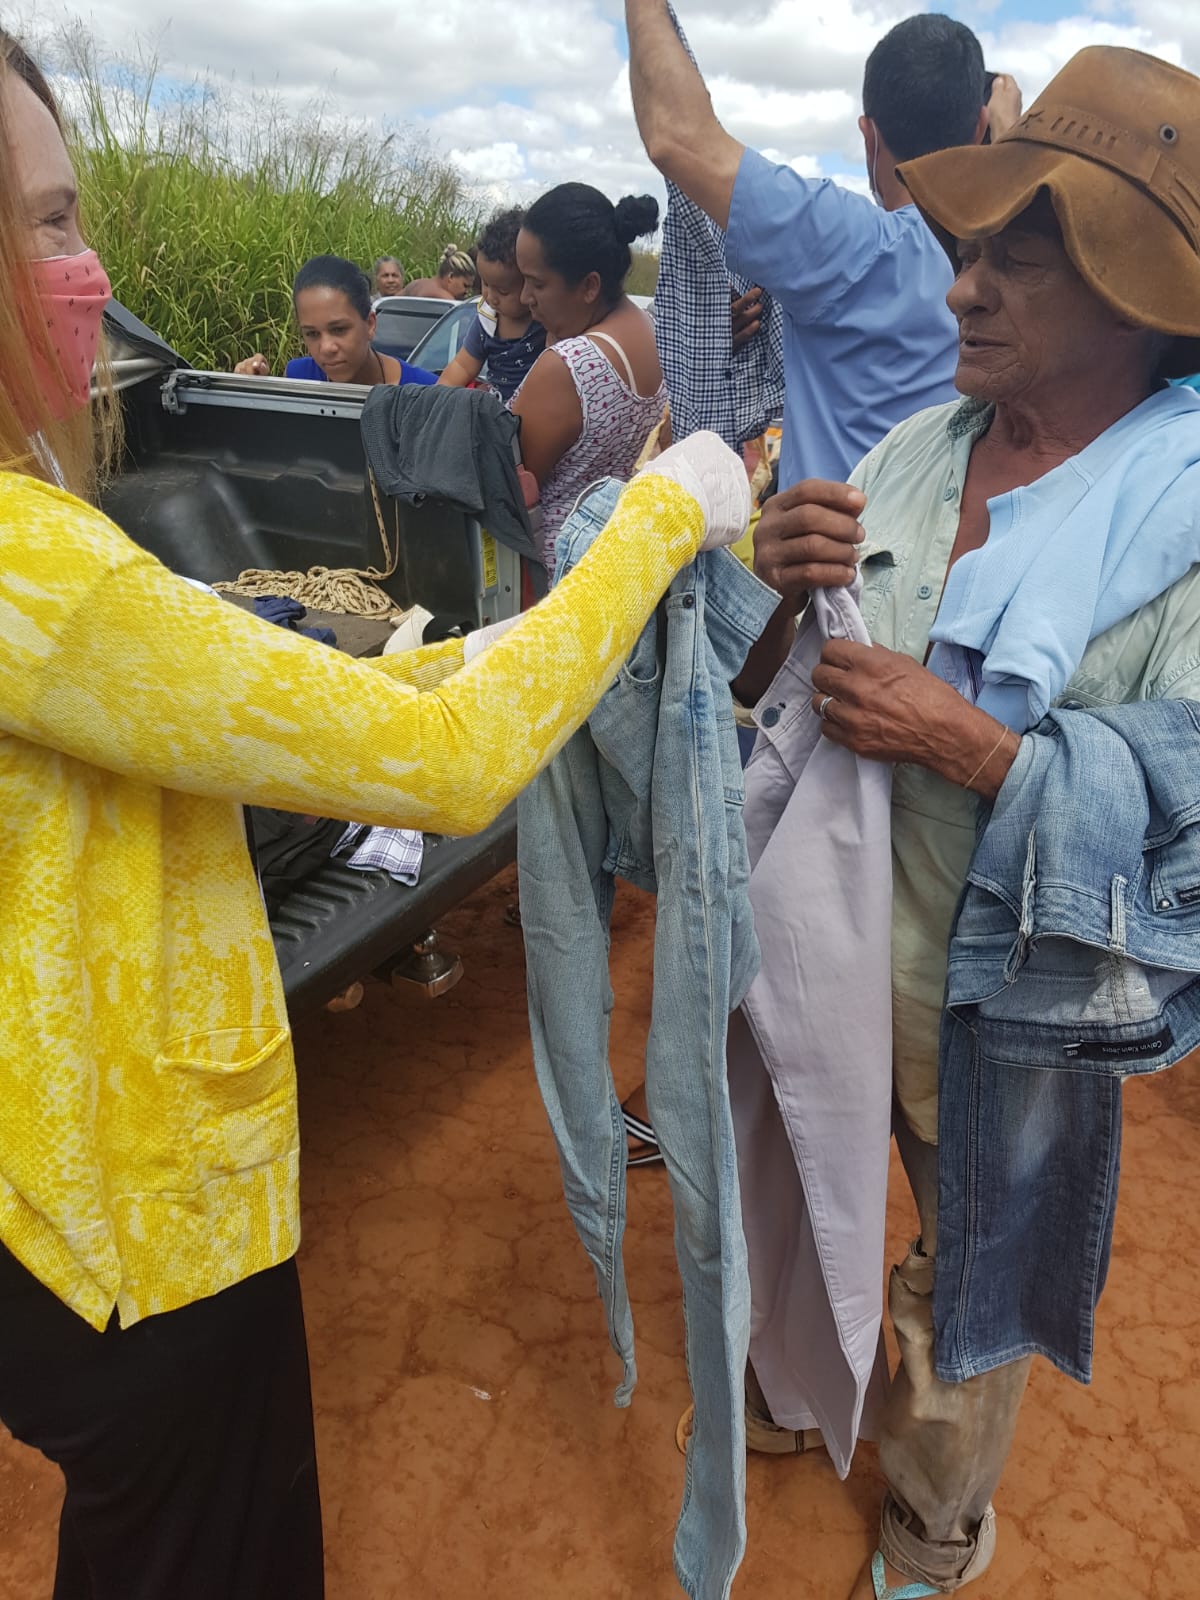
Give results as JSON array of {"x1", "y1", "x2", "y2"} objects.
[
  {"x1": 1128, "y1": 0, "x2": 1200, "y2": 62},
  {"x1": 976, "y1": 14, "x2": 1171, "y2": 94},
  {"x1": 710, "y1": 81, "x2": 860, "y2": 151},
  {"x1": 761, "y1": 150, "x2": 825, "y2": 180},
  {"x1": 450, "y1": 140, "x2": 527, "y2": 184},
  {"x1": 27, "y1": 0, "x2": 1200, "y2": 216},
  {"x1": 683, "y1": 0, "x2": 912, "y2": 91}
]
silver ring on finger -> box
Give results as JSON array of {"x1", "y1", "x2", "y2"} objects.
[{"x1": 817, "y1": 694, "x2": 835, "y2": 721}]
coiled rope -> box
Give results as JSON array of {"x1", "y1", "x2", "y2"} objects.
[{"x1": 213, "y1": 471, "x2": 402, "y2": 618}]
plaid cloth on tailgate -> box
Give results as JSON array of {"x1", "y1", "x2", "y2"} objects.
[{"x1": 336, "y1": 825, "x2": 425, "y2": 886}]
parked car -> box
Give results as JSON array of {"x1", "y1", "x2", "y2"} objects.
[
  {"x1": 408, "y1": 297, "x2": 480, "y2": 376},
  {"x1": 100, "y1": 300, "x2": 520, "y2": 1015},
  {"x1": 371, "y1": 295, "x2": 464, "y2": 364}
]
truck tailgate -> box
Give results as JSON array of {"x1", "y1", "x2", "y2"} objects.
[{"x1": 270, "y1": 808, "x2": 516, "y2": 1015}]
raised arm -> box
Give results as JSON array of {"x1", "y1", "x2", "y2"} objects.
[{"x1": 625, "y1": 0, "x2": 744, "y2": 229}]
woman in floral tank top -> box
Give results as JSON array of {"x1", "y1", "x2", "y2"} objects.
[{"x1": 511, "y1": 183, "x2": 668, "y2": 578}]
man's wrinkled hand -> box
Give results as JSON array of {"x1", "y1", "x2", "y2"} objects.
[
  {"x1": 752, "y1": 480, "x2": 865, "y2": 610},
  {"x1": 810, "y1": 639, "x2": 976, "y2": 774}
]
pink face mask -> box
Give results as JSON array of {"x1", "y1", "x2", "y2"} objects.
[{"x1": 27, "y1": 249, "x2": 112, "y2": 421}]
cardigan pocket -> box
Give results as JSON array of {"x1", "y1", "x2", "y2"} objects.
[{"x1": 156, "y1": 1026, "x2": 297, "y2": 1180}]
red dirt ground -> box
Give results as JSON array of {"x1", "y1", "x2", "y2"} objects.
[{"x1": 1, "y1": 868, "x2": 1196, "y2": 1599}]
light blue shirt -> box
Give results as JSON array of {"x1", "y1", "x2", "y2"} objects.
[
  {"x1": 726, "y1": 147, "x2": 960, "y2": 489},
  {"x1": 928, "y1": 385, "x2": 1200, "y2": 729}
]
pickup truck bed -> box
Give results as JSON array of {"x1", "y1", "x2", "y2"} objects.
[{"x1": 105, "y1": 307, "x2": 519, "y2": 1016}]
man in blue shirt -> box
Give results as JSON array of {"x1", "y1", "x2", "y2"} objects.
[
  {"x1": 620, "y1": 9, "x2": 1018, "y2": 1166},
  {"x1": 627, "y1": 5, "x2": 1008, "y2": 491}
]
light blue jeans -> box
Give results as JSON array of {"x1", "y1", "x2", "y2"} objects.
[{"x1": 518, "y1": 479, "x2": 779, "y2": 1600}]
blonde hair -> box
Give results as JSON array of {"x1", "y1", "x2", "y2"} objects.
[
  {"x1": 437, "y1": 244, "x2": 475, "y2": 283},
  {"x1": 0, "y1": 30, "x2": 119, "y2": 502}
]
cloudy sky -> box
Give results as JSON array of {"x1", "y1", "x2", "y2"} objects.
[{"x1": 35, "y1": 0, "x2": 1200, "y2": 206}]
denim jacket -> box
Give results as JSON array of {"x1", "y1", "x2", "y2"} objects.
[
  {"x1": 518, "y1": 478, "x2": 779, "y2": 1600},
  {"x1": 935, "y1": 700, "x2": 1200, "y2": 1386}
]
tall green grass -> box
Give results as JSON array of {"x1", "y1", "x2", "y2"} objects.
[
  {"x1": 626, "y1": 249, "x2": 661, "y2": 298},
  {"x1": 44, "y1": 27, "x2": 482, "y2": 370}
]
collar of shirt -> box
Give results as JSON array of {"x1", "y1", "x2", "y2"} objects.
[{"x1": 853, "y1": 396, "x2": 991, "y2": 572}]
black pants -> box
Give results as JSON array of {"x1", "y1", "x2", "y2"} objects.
[{"x1": 0, "y1": 1246, "x2": 323, "y2": 1600}]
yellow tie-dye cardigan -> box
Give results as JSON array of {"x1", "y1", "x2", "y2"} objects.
[{"x1": 0, "y1": 469, "x2": 704, "y2": 1328}]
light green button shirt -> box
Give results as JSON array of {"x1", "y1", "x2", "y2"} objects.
[{"x1": 849, "y1": 397, "x2": 1200, "y2": 1142}]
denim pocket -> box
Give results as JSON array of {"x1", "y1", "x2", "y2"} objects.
[
  {"x1": 618, "y1": 601, "x2": 665, "y2": 691},
  {"x1": 935, "y1": 1003, "x2": 1121, "y2": 1385},
  {"x1": 620, "y1": 645, "x2": 662, "y2": 689},
  {"x1": 1148, "y1": 820, "x2": 1200, "y2": 915},
  {"x1": 715, "y1": 707, "x2": 746, "y2": 808}
]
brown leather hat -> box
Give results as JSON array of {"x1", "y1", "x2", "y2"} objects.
[{"x1": 898, "y1": 47, "x2": 1200, "y2": 351}]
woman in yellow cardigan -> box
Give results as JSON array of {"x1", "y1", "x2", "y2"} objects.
[{"x1": 0, "y1": 34, "x2": 750, "y2": 1600}]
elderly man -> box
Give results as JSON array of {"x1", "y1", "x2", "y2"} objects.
[
  {"x1": 623, "y1": 0, "x2": 1020, "y2": 1170},
  {"x1": 740, "y1": 45, "x2": 1200, "y2": 1600}
]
